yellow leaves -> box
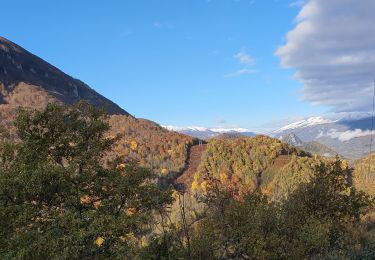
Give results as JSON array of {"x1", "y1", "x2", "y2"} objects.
[
  {"x1": 116, "y1": 163, "x2": 131, "y2": 177},
  {"x1": 191, "y1": 180, "x2": 199, "y2": 191},
  {"x1": 93, "y1": 200, "x2": 102, "y2": 209},
  {"x1": 193, "y1": 172, "x2": 200, "y2": 182},
  {"x1": 130, "y1": 140, "x2": 138, "y2": 151},
  {"x1": 340, "y1": 160, "x2": 348, "y2": 169},
  {"x1": 220, "y1": 173, "x2": 228, "y2": 182},
  {"x1": 161, "y1": 168, "x2": 169, "y2": 176},
  {"x1": 200, "y1": 181, "x2": 208, "y2": 194},
  {"x1": 80, "y1": 195, "x2": 91, "y2": 204},
  {"x1": 116, "y1": 163, "x2": 126, "y2": 170},
  {"x1": 95, "y1": 236, "x2": 105, "y2": 247},
  {"x1": 126, "y1": 207, "x2": 137, "y2": 217},
  {"x1": 126, "y1": 232, "x2": 136, "y2": 241},
  {"x1": 117, "y1": 163, "x2": 128, "y2": 176},
  {"x1": 120, "y1": 234, "x2": 148, "y2": 248},
  {"x1": 172, "y1": 189, "x2": 180, "y2": 199},
  {"x1": 120, "y1": 232, "x2": 137, "y2": 245},
  {"x1": 262, "y1": 186, "x2": 273, "y2": 197},
  {"x1": 140, "y1": 236, "x2": 148, "y2": 248},
  {"x1": 80, "y1": 195, "x2": 102, "y2": 209}
]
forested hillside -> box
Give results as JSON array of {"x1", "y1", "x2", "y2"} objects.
[
  {"x1": 191, "y1": 136, "x2": 327, "y2": 201},
  {"x1": 1, "y1": 101, "x2": 374, "y2": 259},
  {"x1": 108, "y1": 115, "x2": 193, "y2": 179}
]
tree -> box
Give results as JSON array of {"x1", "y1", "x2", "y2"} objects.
[
  {"x1": 280, "y1": 160, "x2": 374, "y2": 258},
  {"x1": 0, "y1": 102, "x2": 173, "y2": 259},
  {"x1": 189, "y1": 159, "x2": 374, "y2": 259}
]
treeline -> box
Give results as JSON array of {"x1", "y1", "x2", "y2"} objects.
[{"x1": 0, "y1": 103, "x2": 374, "y2": 259}]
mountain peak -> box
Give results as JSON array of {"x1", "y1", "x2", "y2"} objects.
[
  {"x1": 0, "y1": 36, "x2": 128, "y2": 115},
  {"x1": 0, "y1": 36, "x2": 21, "y2": 52},
  {"x1": 279, "y1": 132, "x2": 303, "y2": 147}
]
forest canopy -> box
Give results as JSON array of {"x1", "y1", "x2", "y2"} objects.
[{"x1": 0, "y1": 103, "x2": 374, "y2": 259}]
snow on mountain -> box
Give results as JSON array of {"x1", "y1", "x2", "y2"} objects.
[
  {"x1": 274, "y1": 117, "x2": 337, "y2": 133},
  {"x1": 209, "y1": 128, "x2": 250, "y2": 133},
  {"x1": 162, "y1": 125, "x2": 256, "y2": 139},
  {"x1": 163, "y1": 125, "x2": 250, "y2": 133},
  {"x1": 274, "y1": 114, "x2": 375, "y2": 159},
  {"x1": 163, "y1": 126, "x2": 209, "y2": 132}
]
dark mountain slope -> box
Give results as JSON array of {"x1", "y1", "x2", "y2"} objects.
[{"x1": 0, "y1": 36, "x2": 127, "y2": 115}]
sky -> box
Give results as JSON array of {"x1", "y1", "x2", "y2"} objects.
[{"x1": 2, "y1": 0, "x2": 373, "y2": 132}]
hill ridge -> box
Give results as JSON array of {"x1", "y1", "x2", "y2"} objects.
[{"x1": 0, "y1": 36, "x2": 127, "y2": 115}]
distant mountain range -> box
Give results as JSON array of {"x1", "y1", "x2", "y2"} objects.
[
  {"x1": 274, "y1": 115, "x2": 374, "y2": 159},
  {"x1": 162, "y1": 126, "x2": 256, "y2": 139},
  {"x1": 163, "y1": 114, "x2": 374, "y2": 160}
]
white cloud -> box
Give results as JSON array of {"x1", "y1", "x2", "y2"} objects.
[
  {"x1": 225, "y1": 51, "x2": 257, "y2": 77},
  {"x1": 276, "y1": 0, "x2": 375, "y2": 112},
  {"x1": 224, "y1": 69, "x2": 258, "y2": 78},
  {"x1": 234, "y1": 51, "x2": 255, "y2": 65},
  {"x1": 327, "y1": 129, "x2": 374, "y2": 142}
]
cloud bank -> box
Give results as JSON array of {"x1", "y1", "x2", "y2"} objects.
[
  {"x1": 326, "y1": 129, "x2": 374, "y2": 142},
  {"x1": 276, "y1": 0, "x2": 375, "y2": 112}
]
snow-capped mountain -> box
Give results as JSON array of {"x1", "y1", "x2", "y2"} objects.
[
  {"x1": 274, "y1": 117, "x2": 337, "y2": 133},
  {"x1": 274, "y1": 114, "x2": 374, "y2": 159},
  {"x1": 163, "y1": 125, "x2": 256, "y2": 139}
]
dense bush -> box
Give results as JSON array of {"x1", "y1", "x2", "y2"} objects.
[
  {"x1": 154, "y1": 160, "x2": 374, "y2": 259},
  {"x1": 0, "y1": 102, "x2": 173, "y2": 259}
]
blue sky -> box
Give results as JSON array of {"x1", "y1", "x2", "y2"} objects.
[{"x1": 2, "y1": 0, "x2": 333, "y2": 131}]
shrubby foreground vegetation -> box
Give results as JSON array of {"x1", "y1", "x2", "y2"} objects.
[{"x1": 0, "y1": 103, "x2": 374, "y2": 259}]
